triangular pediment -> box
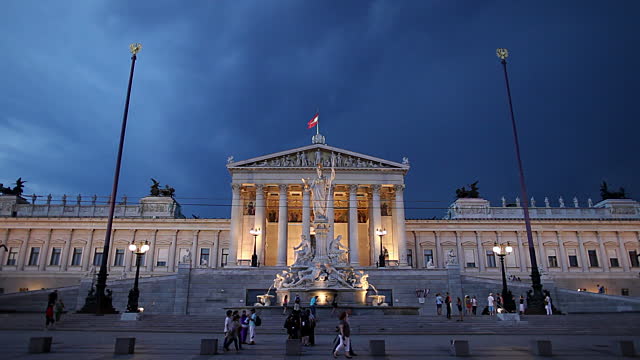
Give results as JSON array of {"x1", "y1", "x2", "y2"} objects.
[{"x1": 227, "y1": 144, "x2": 409, "y2": 171}]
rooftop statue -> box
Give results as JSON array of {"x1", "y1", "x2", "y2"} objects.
[
  {"x1": 455, "y1": 181, "x2": 480, "y2": 199},
  {"x1": 0, "y1": 178, "x2": 26, "y2": 196},
  {"x1": 600, "y1": 181, "x2": 627, "y2": 200},
  {"x1": 150, "y1": 178, "x2": 176, "y2": 197}
]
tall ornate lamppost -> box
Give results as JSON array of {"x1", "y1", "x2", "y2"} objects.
[
  {"x1": 250, "y1": 228, "x2": 261, "y2": 267},
  {"x1": 126, "y1": 240, "x2": 150, "y2": 313},
  {"x1": 376, "y1": 229, "x2": 387, "y2": 267},
  {"x1": 84, "y1": 43, "x2": 142, "y2": 315},
  {"x1": 496, "y1": 48, "x2": 545, "y2": 314},
  {"x1": 493, "y1": 241, "x2": 516, "y2": 312}
]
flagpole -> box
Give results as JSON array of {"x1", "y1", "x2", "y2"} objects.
[{"x1": 316, "y1": 108, "x2": 320, "y2": 135}]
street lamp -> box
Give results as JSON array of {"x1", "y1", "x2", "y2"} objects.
[
  {"x1": 496, "y1": 48, "x2": 546, "y2": 314},
  {"x1": 250, "y1": 228, "x2": 261, "y2": 267},
  {"x1": 376, "y1": 229, "x2": 387, "y2": 267},
  {"x1": 83, "y1": 43, "x2": 142, "y2": 315},
  {"x1": 126, "y1": 240, "x2": 150, "y2": 313},
  {"x1": 493, "y1": 241, "x2": 516, "y2": 312}
]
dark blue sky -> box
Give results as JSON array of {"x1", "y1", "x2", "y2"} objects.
[{"x1": 1, "y1": 1, "x2": 638, "y2": 219}]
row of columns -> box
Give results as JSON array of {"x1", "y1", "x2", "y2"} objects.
[
  {"x1": 226, "y1": 183, "x2": 408, "y2": 267},
  {"x1": 424, "y1": 230, "x2": 638, "y2": 272}
]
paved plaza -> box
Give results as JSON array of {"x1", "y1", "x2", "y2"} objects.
[{"x1": 1, "y1": 313, "x2": 639, "y2": 359}]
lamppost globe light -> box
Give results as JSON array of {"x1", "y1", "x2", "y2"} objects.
[
  {"x1": 140, "y1": 243, "x2": 150, "y2": 253},
  {"x1": 129, "y1": 243, "x2": 137, "y2": 252},
  {"x1": 496, "y1": 48, "x2": 509, "y2": 60},
  {"x1": 129, "y1": 43, "x2": 142, "y2": 55},
  {"x1": 250, "y1": 228, "x2": 261, "y2": 236},
  {"x1": 505, "y1": 245, "x2": 513, "y2": 254},
  {"x1": 376, "y1": 229, "x2": 387, "y2": 236},
  {"x1": 493, "y1": 245, "x2": 501, "y2": 254}
]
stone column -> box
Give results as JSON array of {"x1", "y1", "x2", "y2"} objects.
[
  {"x1": 81, "y1": 229, "x2": 95, "y2": 271},
  {"x1": 254, "y1": 184, "x2": 266, "y2": 265},
  {"x1": 17, "y1": 229, "x2": 31, "y2": 271},
  {"x1": 227, "y1": 183, "x2": 242, "y2": 266},
  {"x1": 39, "y1": 229, "x2": 52, "y2": 271},
  {"x1": 475, "y1": 231, "x2": 485, "y2": 272},
  {"x1": 277, "y1": 184, "x2": 288, "y2": 266},
  {"x1": 125, "y1": 230, "x2": 137, "y2": 273},
  {"x1": 435, "y1": 231, "x2": 443, "y2": 268},
  {"x1": 617, "y1": 231, "x2": 630, "y2": 272},
  {"x1": 455, "y1": 231, "x2": 464, "y2": 270},
  {"x1": 371, "y1": 185, "x2": 382, "y2": 264},
  {"x1": 556, "y1": 231, "x2": 568, "y2": 272},
  {"x1": 515, "y1": 231, "x2": 526, "y2": 271},
  {"x1": 61, "y1": 230, "x2": 73, "y2": 271},
  {"x1": 212, "y1": 230, "x2": 221, "y2": 268},
  {"x1": 576, "y1": 231, "x2": 589, "y2": 272},
  {"x1": 596, "y1": 231, "x2": 609, "y2": 272},
  {"x1": 191, "y1": 230, "x2": 199, "y2": 268},
  {"x1": 327, "y1": 185, "x2": 335, "y2": 249},
  {"x1": 348, "y1": 185, "x2": 360, "y2": 266},
  {"x1": 168, "y1": 230, "x2": 178, "y2": 272},
  {"x1": 535, "y1": 231, "x2": 546, "y2": 271},
  {"x1": 146, "y1": 230, "x2": 157, "y2": 272},
  {"x1": 394, "y1": 185, "x2": 408, "y2": 266},
  {"x1": 302, "y1": 184, "x2": 311, "y2": 242},
  {"x1": 0, "y1": 229, "x2": 9, "y2": 270}
]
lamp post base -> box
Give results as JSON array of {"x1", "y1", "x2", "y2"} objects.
[
  {"x1": 77, "y1": 285, "x2": 118, "y2": 314},
  {"x1": 524, "y1": 269, "x2": 547, "y2": 315},
  {"x1": 378, "y1": 254, "x2": 386, "y2": 268},
  {"x1": 251, "y1": 254, "x2": 258, "y2": 267}
]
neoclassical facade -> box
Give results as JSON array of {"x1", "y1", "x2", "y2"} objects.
[{"x1": 0, "y1": 137, "x2": 639, "y2": 295}]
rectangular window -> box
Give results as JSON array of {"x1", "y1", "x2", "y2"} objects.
[
  {"x1": 464, "y1": 249, "x2": 476, "y2": 268},
  {"x1": 93, "y1": 248, "x2": 103, "y2": 266},
  {"x1": 547, "y1": 249, "x2": 558, "y2": 267},
  {"x1": 423, "y1": 249, "x2": 433, "y2": 268},
  {"x1": 221, "y1": 248, "x2": 229, "y2": 267},
  {"x1": 6, "y1": 248, "x2": 18, "y2": 266},
  {"x1": 486, "y1": 250, "x2": 496, "y2": 267},
  {"x1": 113, "y1": 249, "x2": 124, "y2": 266},
  {"x1": 622, "y1": 288, "x2": 630, "y2": 296},
  {"x1": 629, "y1": 251, "x2": 639, "y2": 268},
  {"x1": 135, "y1": 253, "x2": 145, "y2": 267},
  {"x1": 49, "y1": 248, "x2": 61, "y2": 266},
  {"x1": 71, "y1": 248, "x2": 82, "y2": 266},
  {"x1": 406, "y1": 249, "x2": 413, "y2": 267},
  {"x1": 568, "y1": 249, "x2": 579, "y2": 267},
  {"x1": 588, "y1": 249, "x2": 599, "y2": 267},
  {"x1": 157, "y1": 248, "x2": 168, "y2": 267},
  {"x1": 608, "y1": 249, "x2": 619, "y2": 268},
  {"x1": 28, "y1": 247, "x2": 40, "y2": 266},
  {"x1": 200, "y1": 248, "x2": 210, "y2": 266}
]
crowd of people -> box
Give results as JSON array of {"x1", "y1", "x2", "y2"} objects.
[{"x1": 434, "y1": 290, "x2": 555, "y2": 318}]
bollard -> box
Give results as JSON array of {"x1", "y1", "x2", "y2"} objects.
[
  {"x1": 285, "y1": 339, "x2": 302, "y2": 355},
  {"x1": 200, "y1": 338, "x2": 218, "y2": 355},
  {"x1": 612, "y1": 340, "x2": 635, "y2": 357},
  {"x1": 114, "y1": 337, "x2": 136, "y2": 354},
  {"x1": 28, "y1": 337, "x2": 52, "y2": 353},
  {"x1": 449, "y1": 340, "x2": 470, "y2": 357},
  {"x1": 369, "y1": 340, "x2": 386, "y2": 356},
  {"x1": 530, "y1": 340, "x2": 552, "y2": 357}
]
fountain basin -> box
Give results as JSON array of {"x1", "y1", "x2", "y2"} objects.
[
  {"x1": 255, "y1": 294, "x2": 275, "y2": 306},
  {"x1": 368, "y1": 295, "x2": 388, "y2": 307},
  {"x1": 276, "y1": 288, "x2": 367, "y2": 307}
]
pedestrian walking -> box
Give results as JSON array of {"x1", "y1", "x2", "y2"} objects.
[
  {"x1": 309, "y1": 295, "x2": 318, "y2": 318},
  {"x1": 223, "y1": 314, "x2": 241, "y2": 352},
  {"x1": 282, "y1": 295, "x2": 289, "y2": 315},
  {"x1": 519, "y1": 295, "x2": 525, "y2": 315},
  {"x1": 331, "y1": 294, "x2": 339, "y2": 315},
  {"x1": 240, "y1": 310, "x2": 249, "y2": 343},
  {"x1": 284, "y1": 312, "x2": 300, "y2": 339},
  {"x1": 54, "y1": 300, "x2": 65, "y2": 322},
  {"x1": 294, "y1": 294, "x2": 301, "y2": 312},
  {"x1": 45, "y1": 303, "x2": 55, "y2": 330},
  {"x1": 249, "y1": 308, "x2": 258, "y2": 344},
  {"x1": 544, "y1": 294, "x2": 553, "y2": 315},
  {"x1": 223, "y1": 310, "x2": 232, "y2": 336},
  {"x1": 471, "y1": 296, "x2": 478, "y2": 315},
  {"x1": 48, "y1": 290, "x2": 58, "y2": 306},
  {"x1": 456, "y1": 297, "x2": 464, "y2": 321},
  {"x1": 487, "y1": 293, "x2": 495, "y2": 315},
  {"x1": 464, "y1": 295, "x2": 472, "y2": 315},
  {"x1": 435, "y1": 293, "x2": 443, "y2": 315},
  {"x1": 445, "y1": 292, "x2": 452, "y2": 319},
  {"x1": 301, "y1": 309, "x2": 312, "y2": 346},
  {"x1": 307, "y1": 309, "x2": 316, "y2": 346},
  {"x1": 333, "y1": 312, "x2": 352, "y2": 358}
]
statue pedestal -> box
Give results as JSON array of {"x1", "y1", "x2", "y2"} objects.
[
  {"x1": 276, "y1": 288, "x2": 367, "y2": 306},
  {"x1": 140, "y1": 196, "x2": 182, "y2": 218}
]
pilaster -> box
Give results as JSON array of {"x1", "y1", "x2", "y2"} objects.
[
  {"x1": 394, "y1": 184, "x2": 408, "y2": 266},
  {"x1": 348, "y1": 184, "x2": 360, "y2": 266},
  {"x1": 277, "y1": 184, "x2": 288, "y2": 266}
]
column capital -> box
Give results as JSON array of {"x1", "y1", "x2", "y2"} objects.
[
  {"x1": 255, "y1": 184, "x2": 265, "y2": 192},
  {"x1": 303, "y1": 183, "x2": 311, "y2": 192},
  {"x1": 231, "y1": 183, "x2": 241, "y2": 192},
  {"x1": 393, "y1": 184, "x2": 405, "y2": 192},
  {"x1": 474, "y1": 230, "x2": 481, "y2": 237},
  {"x1": 193, "y1": 230, "x2": 200, "y2": 236},
  {"x1": 349, "y1": 184, "x2": 359, "y2": 193},
  {"x1": 371, "y1": 184, "x2": 382, "y2": 193},
  {"x1": 434, "y1": 230, "x2": 441, "y2": 238},
  {"x1": 278, "y1": 184, "x2": 288, "y2": 192},
  {"x1": 454, "y1": 230, "x2": 462, "y2": 237}
]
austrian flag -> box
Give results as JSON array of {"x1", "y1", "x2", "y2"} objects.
[{"x1": 307, "y1": 113, "x2": 319, "y2": 129}]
